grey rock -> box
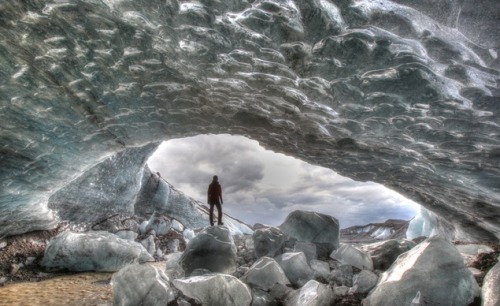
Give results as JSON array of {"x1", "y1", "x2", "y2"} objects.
[
  {"x1": 253, "y1": 226, "x2": 286, "y2": 258},
  {"x1": 41, "y1": 231, "x2": 153, "y2": 272},
  {"x1": 330, "y1": 244, "x2": 373, "y2": 271},
  {"x1": 482, "y1": 261, "x2": 500, "y2": 306},
  {"x1": 173, "y1": 274, "x2": 252, "y2": 306},
  {"x1": 240, "y1": 257, "x2": 290, "y2": 290},
  {"x1": 112, "y1": 263, "x2": 174, "y2": 306},
  {"x1": 179, "y1": 226, "x2": 237, "y2": 275},
  {"x1": 279, "y1": 210, "x2": 340, "y2": 253},
  {"x1": 364, "y1": 236, "x2": 480, "y2": 306}
]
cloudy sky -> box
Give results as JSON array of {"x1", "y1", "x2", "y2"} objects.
[{"x1": 147, "y1": 134, "x2": 420, "y2": 228}]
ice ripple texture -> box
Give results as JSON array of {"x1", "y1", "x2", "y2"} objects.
[{"x1": 0, "y1": 0, "x2": 499, "y2": 240}]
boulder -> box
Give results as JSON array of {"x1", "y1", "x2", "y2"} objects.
[
  {"x1": 179, "y1": 226, "x2": 237, "y2": 275},
  {"x1": 173, "y1": 274, "x2": 252, "y2": 306},
  {"x1": 279, "y1": 210, "x2": 339, "y2": 253},
  {"x1": 284, "y1": 280, "x2": 334, "y2": 306},
  {"x1": 240, "y1": 257, "x2": 290, "y2": 291},
  {"x1": 364, "y1": 236, "x2": 480, "y2": 306},
  {"x1": 41, "y1": 231, "x2": 153, "y2": 272},
  {"x1": 352, "y1": 270, "x2": 378, "y2": 294},
  {"x1": 275, "y1": 252, "x2": 314, "y2": 287},
  {"x1": 253, "y1": 226, "x2": 286, "y2": 258},
  {"x1": 482, "y1": 261, "x2": 500, "y2": 306},
  {"x1": 112, "y1": 263, "x2": 174, "y2": 306},
  {"x1": 360, "y1": 239, "x2": 416, "y2": 271},
  {"x1": 330, "y1": 244, "x2": 373, "y2": 270}
]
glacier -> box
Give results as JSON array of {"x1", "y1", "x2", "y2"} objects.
[{"x1": 0, "y1": 0, "x2": 499, "y2": 241}]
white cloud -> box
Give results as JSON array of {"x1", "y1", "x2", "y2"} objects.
[{"x1": 147, "y1": 134, "x2": 420, "y2": 228}]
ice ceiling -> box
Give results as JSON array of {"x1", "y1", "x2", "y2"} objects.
[{"x1": 0, "y1": 0, "x2": 499, "y2": 240}]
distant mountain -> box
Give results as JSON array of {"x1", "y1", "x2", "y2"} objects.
[{"x1": 340, "y1": 219, "x2": 410, "y2": 242}]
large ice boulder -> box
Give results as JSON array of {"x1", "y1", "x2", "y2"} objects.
[
  {"x1": 360, "y1": 239, "x2": 416, "y2": 271},
  {"x1": 41, "y1": 231, "x2": 153, "y2": 272},
  {"x1": 364, "y1": 236, "x2": 480, "y2": 306},
  {"x1": 279, "y1": 210, "x2": 339, "y2": 253},
  {"x1": 179, "y1": 226, "x2": 237, "y2": 275},
  {"x1": 240, "y1": 256, "x2": 290, "y2": 290},
  {"x1": 253, "y1": 226, "x2": 286, "y2": 258},
  {"x1": 284, "y1": 280, "x2": 334, "y2": 306},
  {"x1": 112, "y1": 263, "x2": 174, "y2": 306},
  {"x1": 275, "y1": 252, "x2": 314, "y2": 287},
  {"x1": 482, "y1": 261, "x2": 500, "y2": 306},
  {"x1": 330, "y1": 244, "x2": 373, "y2": 270},
  {"x1": 173, "y1": 274, "x2": 252, "y2": 306}
]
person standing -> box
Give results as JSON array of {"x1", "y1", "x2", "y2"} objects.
[{"x1": 207, "y1": 175, "x2": 223, "y2": 226}]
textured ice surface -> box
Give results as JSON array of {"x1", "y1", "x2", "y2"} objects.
[{"x1": 0, "y1": 0, "x2": 499, "y2": 241}]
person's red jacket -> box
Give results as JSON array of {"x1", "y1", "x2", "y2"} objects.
[{"x1": 207, "y1": 181, "x2": 223, "y2": 204}]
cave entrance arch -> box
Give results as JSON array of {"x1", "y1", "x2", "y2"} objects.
[{"x1": 147, "y1": 134, "x2": 420, "y2": 230}]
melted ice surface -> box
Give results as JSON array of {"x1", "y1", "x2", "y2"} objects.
[{"x1": 0, "y1": 0, "x2": 499, "y2": 240}]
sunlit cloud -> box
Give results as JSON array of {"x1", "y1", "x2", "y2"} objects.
[{"x1": 147, "y1": 134, "x2": 420, "y2": 228}]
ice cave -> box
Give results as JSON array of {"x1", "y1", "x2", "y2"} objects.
[
  {"x1": 1, "y1": 0, "x2": 499, "y2": 241},
  {"x1": 1, "y1": 0, "x2": 500, "y2": 304}
]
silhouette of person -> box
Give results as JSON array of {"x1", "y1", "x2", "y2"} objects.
[{"x1": 207, "y1": 175, "x2": 223, "y2": 226}]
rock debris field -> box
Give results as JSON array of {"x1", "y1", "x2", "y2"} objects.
[{"x1": 0, "y1": 210, "x2": 499, "y2": 306}]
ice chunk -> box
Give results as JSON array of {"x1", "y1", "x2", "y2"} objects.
[
  {"x1": 173, "y1": 274, "x2": 252, "y2": 306},
  {"x1": 330, "y1": 244, "x2": 373, "y2": 270},
  {"x1": 180, "y1": 226, "x2": 237, "y2": 274},
  {"x1": 279, "y1": 210, "x2": 340, "y2": 253},
  {"x1": 360, "y1": 239, "x2": 416, "y2": 271},
  {"x1": 41, "y1": 231, "x2": 153, "y2": 272},
  {"x1": 364, "y1": 236, "x2": 480, "y2": 306},
  {"x1": 285, "y1": 280, "x2": 335, "y2": 306},
  {"x1": 240, "y1": 256, "x2": 290, "y2": 290},
  {"x1": 112, "y1": 263, "x2": 174, "y2": 306},
  {"x1": 253, "y1": 226, "x2": 286, "y2": 258},
  {"x1": 275, "y1": 252, "x2": 314, "y2": 287},
  {"x1": 482, "y1": 261, "x2": 500, "y2": 306}
]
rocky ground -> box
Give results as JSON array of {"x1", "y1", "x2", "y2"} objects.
[{"x1": 1, "y1": 222, "x2": 499, "y2": 305}]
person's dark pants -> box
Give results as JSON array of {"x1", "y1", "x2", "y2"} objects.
[{"x1": 209, "y1": 201, "x2": 223, "y2": 225}]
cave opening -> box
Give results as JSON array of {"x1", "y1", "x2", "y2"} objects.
[{"x1": 147, "y1": 134, "x2": 420, "y2": 229}]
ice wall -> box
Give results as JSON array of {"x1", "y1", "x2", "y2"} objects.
[{"x1": 0, "y1": 0, "x2": 499, "y2": 240}]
